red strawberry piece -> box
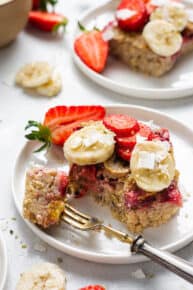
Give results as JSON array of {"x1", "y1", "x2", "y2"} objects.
[
  {"x1": 117, "y1": 146, "x2": 132, "y2": 161},
  {"x1": 116, "y1": 135, "x2": 136, "y2": 149},
  {"x1": 116, "y1": 0, "x2": 148, "y2": 31},
  {"x1": 74, "y1": 30, "x2": 109, "y2": 73},
  {"x1": 116, "y1": 122, "x2": 152, "y2": 148},
  {"x1": 25, "y1": 105, "x2": 106, "y2": 151},
  {"x1": 58, "y1": 172, "x2": 68, "y2": 195},
  {"x1": 80, "y1": 285, "x2": 106, "y2": 290},
  {"x1": 103, "y1": 114, "x2": 139, "y2": 136},
  {"x1": 28, "y1": 11, "x2": 68, "y2": 32},
  {"x1": 150, "y1": 128, "x2": 170, "y2": 142}
]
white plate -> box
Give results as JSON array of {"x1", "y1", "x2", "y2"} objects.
[
  {"x1": 12, "y1": 105, "x2": 193, "y2": 264},
  {"x1": 73, "y1": 0, "x2": 193, "y2": 100},
  {"x1": 0, "y1": 232, "x2": 8, "y2": 289}
]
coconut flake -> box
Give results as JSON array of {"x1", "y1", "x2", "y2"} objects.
[
  {"x1": 102, "y1": 28, "x2": 114, "y2": 41},
  {"x1": 137, "y1": 151, "x2": 156, "y2": 169},
  {"x1": 116, "y1": 9, "x2": 137, "y2": 20},
  {"x1": 136, "y1": 134, "x2": 147, "y2": 144},
  {"x1": 71, "y1": 136, "x2": 82, "y2": 149},
  {"x1": 34, "y1": 243, "x2": 47, "y2": 252},
  {"x1": 186, "y1": 8, "x2": 193, "y2": 22},
  {"x1": 131, "y1": 269, "x2": 146, "y2": 279}
]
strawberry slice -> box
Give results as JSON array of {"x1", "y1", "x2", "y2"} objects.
[
  {"x1": 80, "y1": 285, "x2": 106, "y2": 290},
  {"x1": 74, "y1": 25, "x2": 109, "y2": 73},
  {"x1": 29, "y1": 11, "x2": 68, "y2": 32},
  {"x1": 117, "y1": 146, "x2": 132, "y2": 161},
  {"x1": 116, "y1": 0, "x2": 148, "y2": 31},
  {"x1": 25, "y1": 105, "x2": 106, "y2": 151},
  {"x1": 116, "y1": 123, "x2": 152, "y2": 148},
  {"x1": 103, "y1": 114, "x2": 139, "y2": 136}
]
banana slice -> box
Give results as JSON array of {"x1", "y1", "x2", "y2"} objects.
[
  {"x1": 104, "y1": 154, "x2": 130, "y2": 177},
  {"x1": 64, "y1": 123, "x2": 115, "y2": 165},
  {"x1": 130, "y1": 140, "x2": 175, "y2": 192},
  {"x1": 150, "y1": 4, "x2": 188, "y2": 32},
  {"x1": 15, "y1": 62, "x2": 53, "y2": 88},
  {"x1": 143, "y1": 20, "x2": 183, "y2": 57},
  {"x1": 36, "y1": 71, "x2": 62, "y2": 97},
  {"x1": 16, "y1": 263, "x2": 66, "y2": 290}
]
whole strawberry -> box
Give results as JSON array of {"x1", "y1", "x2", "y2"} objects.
[{"x1": 74, "y1": 23, "x2": 109, "y2": 73}]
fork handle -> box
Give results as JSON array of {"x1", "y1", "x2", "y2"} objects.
[{"x1": 131, "y1": 236, "x2": 193, "y2": 284}]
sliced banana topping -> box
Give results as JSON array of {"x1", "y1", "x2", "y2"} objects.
[
  {"x1": 16, "y1": 263, "x2": 66, "y2": 290},
  {"x1": 143, "y1": 20, "x2": 183, "y2": 57},
  {"x1": 150, "y1": 4, "x2": 188, "y2": 32},
  {"x1": 130, "y1": 140, "x2": 175, "y2": 192},
  {"x1": 36, "y1": 71, "x2": 62, "y2": 97},
  {"x1": 15, "y1": 62, "x2": 53, "y2": 88},
  {"x1": 104, "y1": 154, "x2": 130, "y2": 177},
  {"x1": 64, "y1": 123, "x2": 115, "y2": 165}
]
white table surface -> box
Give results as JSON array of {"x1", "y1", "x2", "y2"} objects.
[{"x1": 1, "y1": 1, "x2": 193, "y2": 289}]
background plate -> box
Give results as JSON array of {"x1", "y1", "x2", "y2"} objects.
[
  {"x1": 73, "y1": 0, "x2": 193, "y2": 100},
  {"x1": 0, "y1": 232, "x2": 7, "y2": 289},
  {"x1": 12, "y1": 105, "x2": 193, "y2": 264}
]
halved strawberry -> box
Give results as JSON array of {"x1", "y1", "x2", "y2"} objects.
[
  {"x1": 74, "y1": 25, "x2": 109, "y2": 73},
  {"x1": 103, "y1": 114, "x2": 139, "y2": 136},
  {"x1": 116, "y1": 122, "x2": 152, "y2": 148},
  {"x1": 79, "y1": 285, "x2": 106, "y2": 290},
  {"x1": 25, "y1": 105, "x2": 106, "y2": 151},
  {"x1": 116, "y1": 0, "x2": 148, "y2": 31},
  {"x1": 29, "y1": 11, "x2": 68, "y2": 32}
]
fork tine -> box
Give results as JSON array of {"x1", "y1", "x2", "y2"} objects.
[
  {"x1": 64, "y1": 207, "x2": 86, "y2": 224},
  {"x1": 62, "y1": 214, "x2": 87, "y2": 230},
  {"x1": 65, "y1": 204, "x2": 91, "y2": 220}
]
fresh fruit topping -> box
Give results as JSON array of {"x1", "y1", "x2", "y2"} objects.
[
  {"x1": 16, "y1": 263, "x2": 66, "y2": 290},
  {"x1": 150, "y1": 128, "x2": 170, "y2": 141},
  {"x1": 117, "y1": 146, "x2": 132, "y2": 161},
  {"x1": 150, "y1": 4, "x2": 188, "y2": 32},
  {"x1": 116, "y1": 123, "x2": 152, "y2": 148},
  {"x1": 80, "y1": 285, "x2": 106, "y2": 290},
  {"x1": 15, "y1": 62, "x2": 53, "y2": 88},
  {"x1": 64, "y1": 122, "x2": 115, "y2": 165},
  {"x1": 44, "y1": 106, "x2": 105, "y2": 130},
  {"x1": 25, "y1": 106, "x2": 106, "y2": 151},
  {"x1": 28, "y1": 11, "x2": 68, "y2": 32},
  {"x1": 159, "y1": 180, "x2": 182, "y2": 206},
  {"x1": 130, "y1": 140, "x2": 175, "y2": 192},
  {"x1": 143, "y1": 20, "x2": 183, "y2": 57},
  {"x1": 74, "y1": 25, "x2": 109, "y2": 73},
  {"x1": 103, "y1": 114, "x2": 139, "y2": 136},
  {"x1": 104, "y1": 154, "x2": 130, "y2": 177},
  {"x1": 116, "y1": 135, "x2": 136, "y2": 149},
  {"x1": 32, "y1": 0, "x2": 58, "y2": 11},
  {"x1": 116, "y1": 0, "x2": 148, "y2": 31},
  {"x1": 36, "y1": 71, "x2": 62, "y2": 97}
]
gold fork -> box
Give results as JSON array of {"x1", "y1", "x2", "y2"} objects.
[{"x1": 62, "y1": 203, "x2": 193, "y2": 284}]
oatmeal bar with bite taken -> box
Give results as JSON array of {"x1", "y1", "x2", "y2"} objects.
[{"x1": 23, "y1": 167, "x2": 68, "y2": 228}]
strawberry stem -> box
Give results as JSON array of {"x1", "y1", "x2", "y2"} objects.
[
  {"x1": 52, "y1": 17, "x2": 68, "y2": 32},
  {"x1": 78, "y1": 21, "x2": 87, "y2": 32},
  {"x1": 39, "y1": 0, "x2": 58, "y2": 11},
  {"x1": 25, "y1": 120, "x2": 52, "y2": 153}
]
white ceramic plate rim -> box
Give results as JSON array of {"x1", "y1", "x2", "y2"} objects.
[
  {"x1": 12, "y1": 104, "x2": 193, "y2": 264},
  {"x1": 0, "y1": 232, "x2": 8, "y2": 290},
  {"x1": 72, "y1": 0, "x2": 193, "y2": 100}
]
